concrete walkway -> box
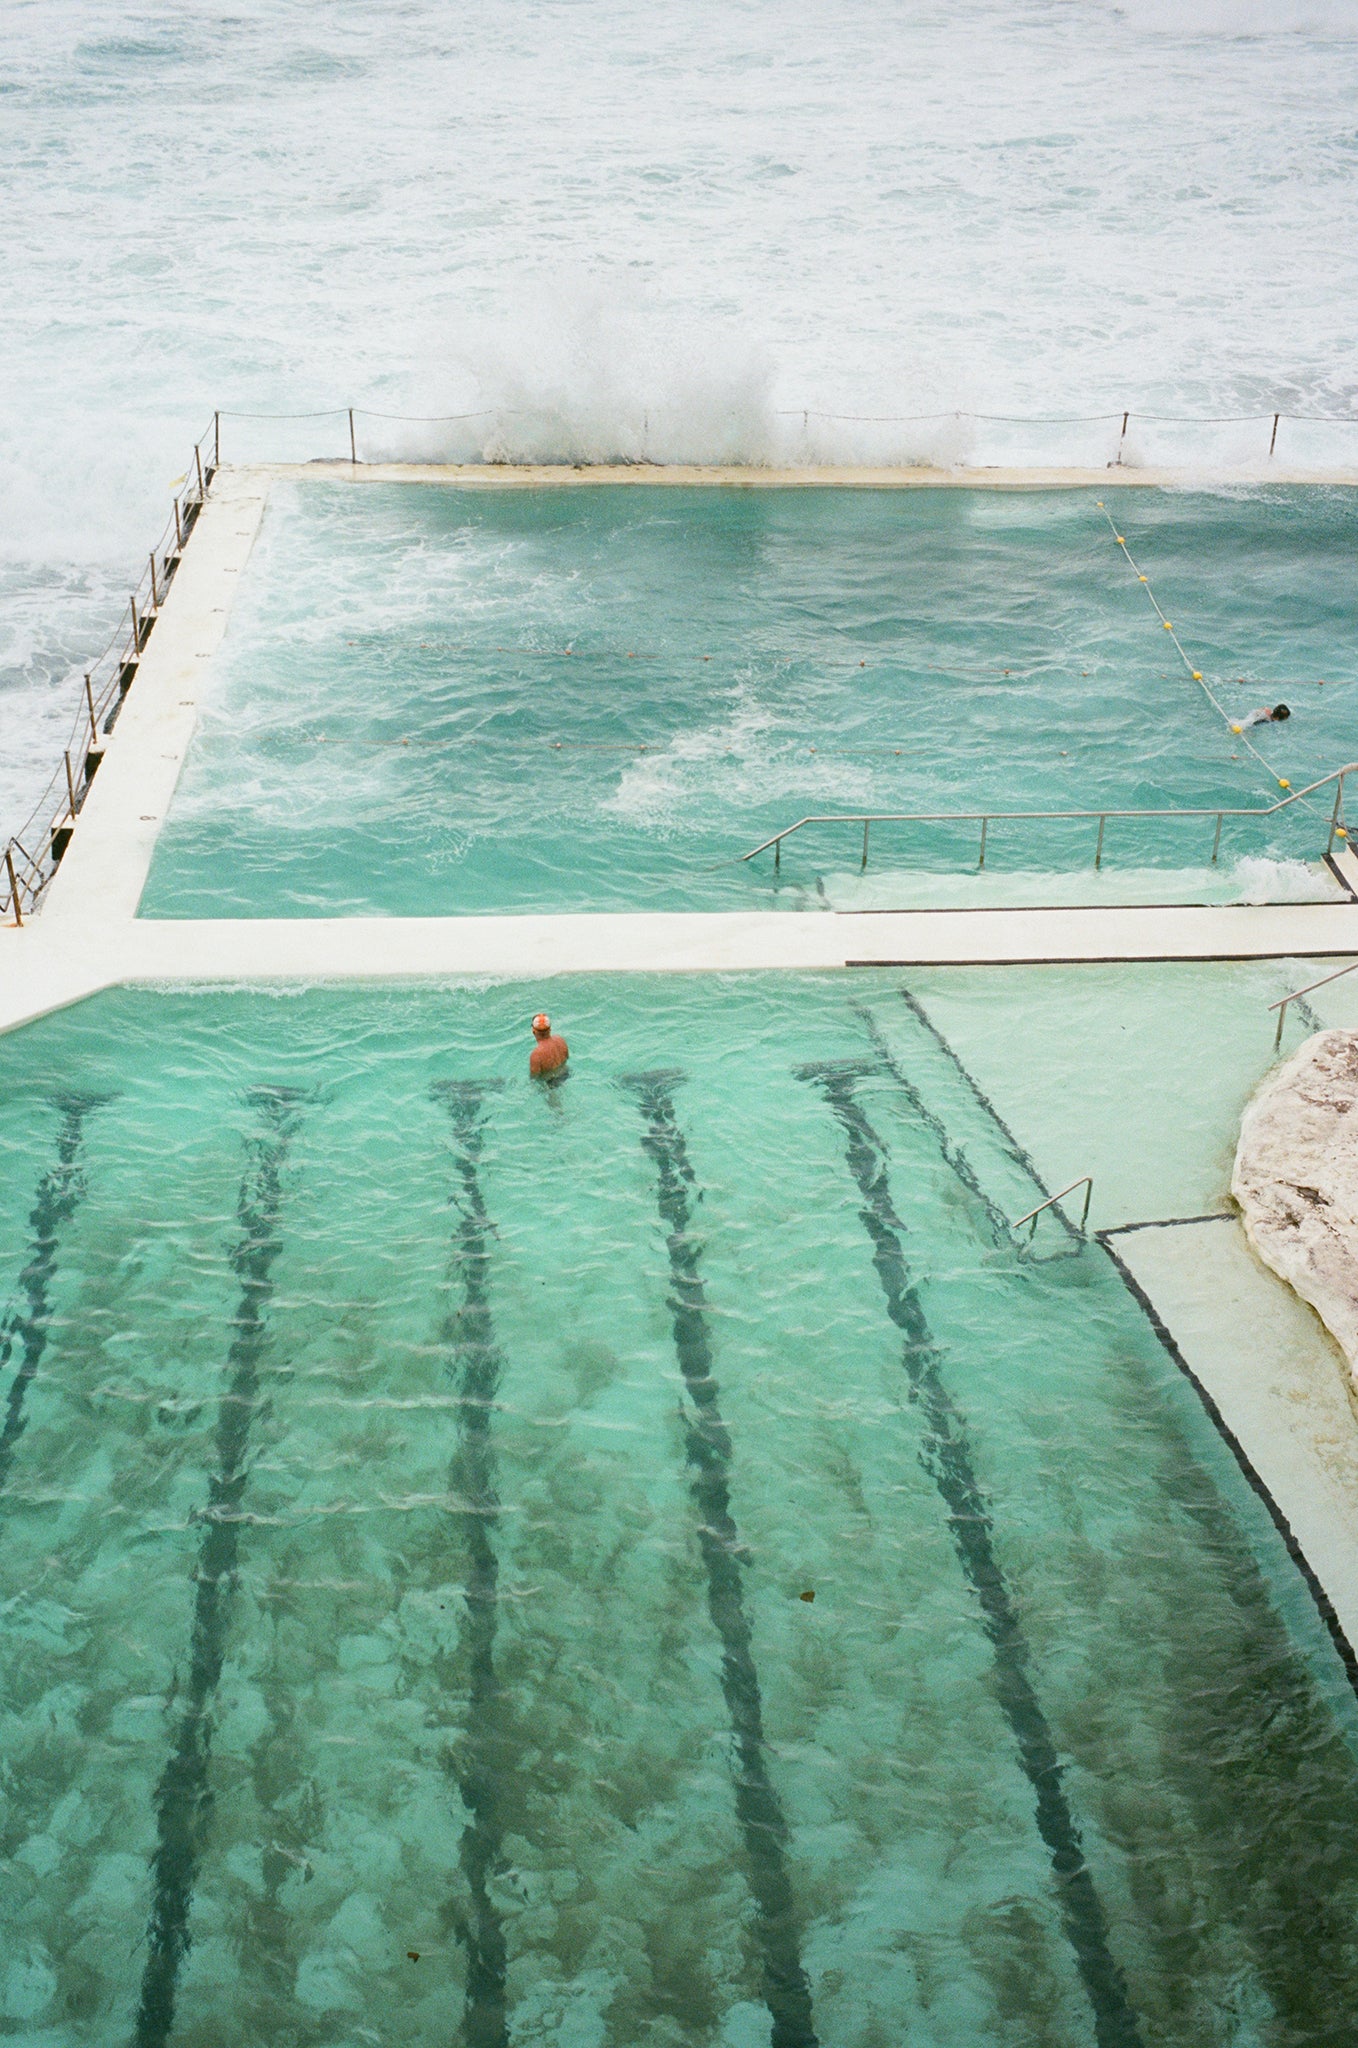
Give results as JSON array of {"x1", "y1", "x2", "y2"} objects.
[
  {"x1": 5, "y1": 904, "x2": 1358, "y2": 1038},
  {"x1": 252, "y1": 458, "x2": 1358, "y2": 491}
]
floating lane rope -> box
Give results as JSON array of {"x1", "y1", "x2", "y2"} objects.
[{"x1": 1095, "y1": 502, "x2": 1292, "y2": 793}]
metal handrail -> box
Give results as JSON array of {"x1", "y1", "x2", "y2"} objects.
[
  {"x1": 742, "y1": 762, "x2": 1358, "y2": 874},
  {"x1": 1, "y1": 418, "x2": 216, "y2": 923},
  {"x1": 1269, "y1": 958, "x2": 1358, "y2": 1049},
  {"x1": 1013, "y1": 1177, "x2": 1093, "y2": 1239}
]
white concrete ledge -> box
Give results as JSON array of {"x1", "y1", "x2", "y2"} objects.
[
  {"x1": 4, "y1": 907, "x2": 1358, "y2": 1038},
  {"x1": 241, "y1": 460, "x2": 1358, "y2": 491},
  {"x1": 1107, "y1": 1215, "x2": 1358, "y2": 1672},
  {"x1": 40, "y1": 469, "x2": 267, "y2": 925}
]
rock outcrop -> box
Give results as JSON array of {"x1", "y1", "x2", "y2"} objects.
[{"x1": 1234, "y1": 1030, "x2": 1358, "y2": 1393}]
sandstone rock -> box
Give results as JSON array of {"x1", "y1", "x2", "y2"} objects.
[{"x1": 1234, "y1": 1029, "x2": 1358, "y2": 1393}]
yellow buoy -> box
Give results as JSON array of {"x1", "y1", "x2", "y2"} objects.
[
  {"x1": 1192, "y1": 671, "x2": 1203, "y2": 680},
  {"x1": 1231, "y1": 724, "x2": 1242, "y2": 733},
  {"x1": 1162, "y1": 621, "x2": 1173, "y2": 630},
  {"x1": 1279, "y1": 779, "x2": 1291, "y2": 789}
]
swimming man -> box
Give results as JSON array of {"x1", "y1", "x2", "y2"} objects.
[
  {"x1": 1234, "y1": 702, "x2": 1291, "y2": 731},
  {"x1": 529, "y1": 1012, "x2": 569, "y2": 1078}
]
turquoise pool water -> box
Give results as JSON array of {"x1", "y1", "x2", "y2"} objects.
[
  {"x1": 138, "y1": 484, "x2": 1358, "y2": 918},
  {"x1": 4, "y1": 971, "x2": 1358, "y2": 2047}
]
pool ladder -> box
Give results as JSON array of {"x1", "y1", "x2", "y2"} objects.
[{"x1": 1012, "y1": 1176, "x2": 1093, "y2": 1242}]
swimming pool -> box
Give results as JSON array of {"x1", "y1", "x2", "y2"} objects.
[
  {"x1": 136, "y1": 483, "x2": 1358, "y2": 919},
  {"x1": 4, "y1": 970, "x2": 1357, "y2": 2046}
]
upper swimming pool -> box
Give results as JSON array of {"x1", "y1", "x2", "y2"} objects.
[
  {"x1": 137, "y1": 482, "x2": 1358, "y2": 918},
  {"x1": 3, "y1": 968, "x2": 1358, "y2": 2045}
]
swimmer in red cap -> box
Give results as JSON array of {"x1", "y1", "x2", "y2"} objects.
[{"x1": 529, "y1": 1012, "x2": 569, "y2": 1078}]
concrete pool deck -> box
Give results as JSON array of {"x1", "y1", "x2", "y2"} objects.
[
  {"x1": 8, "y1": 456, "x2": 1358, "y2": 1681},
  {"x1": 247, "y1": 459, "x2": 1358, "y2": 490}
]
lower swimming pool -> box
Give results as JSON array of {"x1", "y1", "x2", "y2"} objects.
[{"x1": 3, "y1": 972, "x2": 1357, "y2": 2046}]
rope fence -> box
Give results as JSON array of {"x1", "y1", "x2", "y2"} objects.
[
  {"x1": 207, "y1": 404, "x2": 1358, "y2": 469},
  {"x1": 1, "y1": 418, "x2": 218, "y2": 923}
]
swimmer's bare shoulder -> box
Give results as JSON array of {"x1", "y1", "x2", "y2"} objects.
[{"x1": 529, "y1": 1011, "x2": 569, "y2": 1077}]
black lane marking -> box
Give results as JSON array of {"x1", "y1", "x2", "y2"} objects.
[
  {"x1": 0, "y1": 1093, "x2": 109, "y2": 1501},
  {"x1": 432, "y1": 1080, "x2": 511, "y2": 2048},
  {"x1": 620, "y1": 1070, "x2": 819, "y2": 2048},
  {"x1": 1098, "y1": 1231, "x2": 1358, "y2": 1702},
  {"x1": 1102, "y1": 1214, "x2": 1234, "y2": 1237},
  {"x1": 798, "y1": 1061, "x2": 1143, "y2": 2048},
  {"x1": 134, "y1": 1087, "x2": 302, "y2": 2048}
]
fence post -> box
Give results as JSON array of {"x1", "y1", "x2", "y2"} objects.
[
  {"x1": 213, "y1": 411, "x2": 220, "y2": 467},
  {"x1": 1116, "y1": 411, "x2": 1129, "y2": 465},
  {"x1": 173, "y1": 496, "x2": 183, "y2": 549},
  {"x1": 1275, "y1": 998, "x2": 1288, "y2": 1052},
  {"x1": 1094, "y1": 814, "x2": 1107, "y2": 868},
  {"x1": 129, "y1": 595, "x2": 140, "y2": 652},
  {"x1": 1269, "y1": 413, "x2": 1280, "y2": 460},
  {"x1": 774, "y1": 837, "x2": 781, "y2": 872},
  {"x1": 978, "y1": 815, "x2": 988, "y2": 869},
  {"x1": 1329, "y1": 773, "x2": 1345, "y2": 855},
  {"x1": 195, "y1": 443, "x2": 205, "y2": 497},
  {"x1": 349, "y1": 407, "x2": 357, "y2": 463},
  {"x1": 148, "y1": 552, "x2": 158, "y2": 609},
  {"x1": 64, "y1": 750, "x2": 77, "y2": 818},
  {"x1": 5, "y1": 845, "x2": 22, "y2": 926},
  {"x1": 85, "y1": 673, "x2": 97, "y2": 743},
  {"x1": 1211, "y1": 812, "x2": 1223, "y2": 863},
  {"x1": 861, "y1": 818, "x2": 870, "y2": 872}
]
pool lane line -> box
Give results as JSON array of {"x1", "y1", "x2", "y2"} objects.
[
  {"x1": 0, "y1": 1093, "x2": 111, "y2": 1502},
  {"x1": 798, "y1": 1060, "x2": 1143, "y2": 2048},
  {"x1": 134, "y1": 1085, "x2": 303, "y2": 2048},
  {"x1": 432, "y1": 1079, "x2": 512, "y2": 2048},
  {"x1": 1097, "y1": 1227, "x2": 1358, "y2": 1703},
  {"x1": 620, "y1": 1070, "x2": 819, "y2": 2048}
]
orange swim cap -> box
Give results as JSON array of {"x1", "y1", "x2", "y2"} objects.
[{"x1": 532, "y1": 1013, "x2": 551, "y2": 1034}]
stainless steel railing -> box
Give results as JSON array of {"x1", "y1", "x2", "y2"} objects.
[
  {"x1": 1013, "y1": 1176, "x2": 1094, "y2": 1239},
  {"x1": 1270, "y1": 959, "x2": 1358, "y2": 1049},
  {"x1": 1, "y1": 419, "x2": 217, "y2": 924},
  {"x1": 741, "y1": 763, "x2": 1358, "y2": 875}
]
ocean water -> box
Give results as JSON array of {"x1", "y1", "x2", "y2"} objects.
[
  {"x1": 3, "y1": 969, "x2": 1358, "y2": 2046},
  {"x1": 6, "y1": 0, "x2": 1358, "y2": 840},
  {"x1": 139, "y1": 480, "x2": 1358, "y2": 917}
]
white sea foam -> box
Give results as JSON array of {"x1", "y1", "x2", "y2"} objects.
[{"x1": 4, "y1": 0, "x2": 1358, "y2": 831}]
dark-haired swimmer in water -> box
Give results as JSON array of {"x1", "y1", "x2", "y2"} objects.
[
  {"x1": 529, "y1": 1012, "x2": 569, "y2": 1079},
  {"x1": 1233, "y1": 702, "x2": 1291, "y2": 732}
]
